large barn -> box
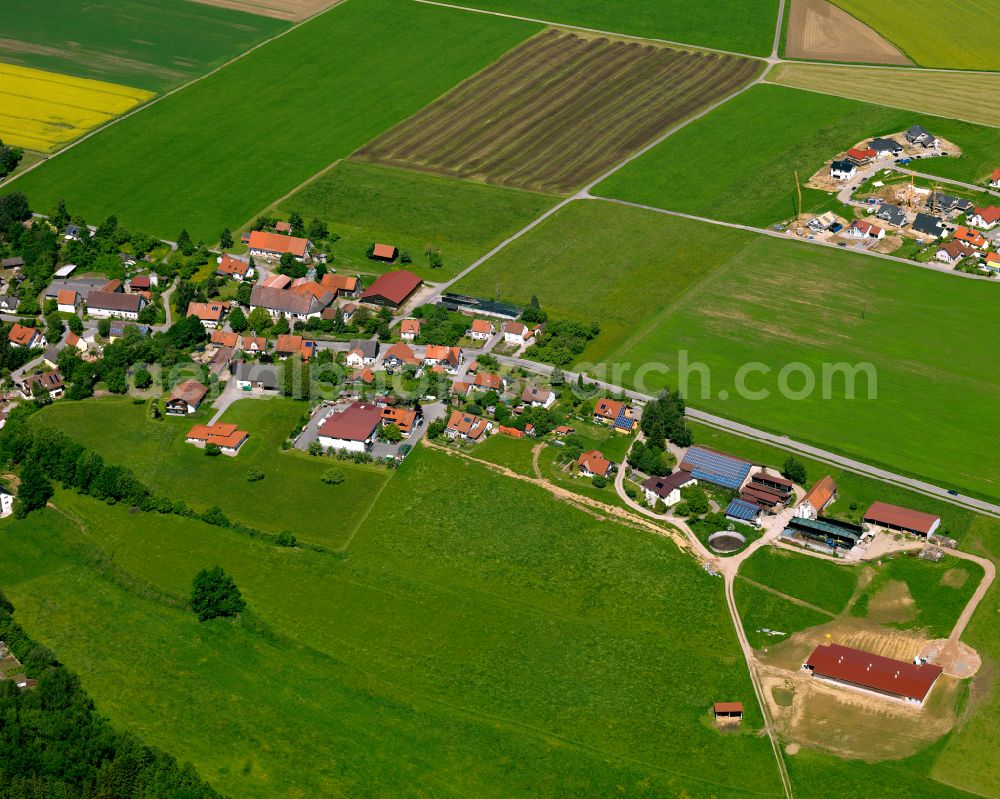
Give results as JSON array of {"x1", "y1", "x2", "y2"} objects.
[
  {"x1": 864, "y1": 501, "x2": 941, "y2": 537},
  {"x1": 803, "y1": 643, "x2": 942, "y2": 706}
]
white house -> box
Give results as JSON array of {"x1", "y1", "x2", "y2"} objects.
[
  {"x1": 468, "y1": 319, "x2": 495, "y2": 341},
  {"x1": 86, "y1": 290, "x2": 145, "y2": 320},
  {"x1": 0, "y1": 486, "x2": 13, "y2": 518},
  {"x1": 794, "y1": 476, "x2": 837, "y2": 520},
  {"x1": 247, "y1": 230, "x2": 313, "y2": 263},
  {"x1": 316, "y1": 403, "x2": 383, "y2": 453},
  {"x1": 969, "y1": 206, "x2": 1000, "y2": 230},
  {"x1": 345, "y1": 339, "x2": 378, "y2": 368},
  {"x1": 829, "y1": 159, "x2": 857, "y2": 181},
  {"x1": 248, "y1": 284, "x2": 325, "y2": 322},
  {"x1": 848, "y1": 219, "x2": 885, "y2": 240},
  {"x1": 521, "y1": 385, "x2": 555, "y2": 408},
  {"x1": 56, "y1": 289, "x2": 80, "y2": 314},
  {"x1": 400, "y1": 319, "x2": 420, "y2": 341},
  {"x1": 642, "y1": 471, "x2": 696, "y2": 508},
  {"x1": 502, "y1": 321, "x2": 534, "y2": 346}
]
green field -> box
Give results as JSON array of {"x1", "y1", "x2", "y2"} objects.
[
  {"x1": 0, "y1": 447, "x2": 786, "y2": 798},
  {"x1": 850, "y1": 555, "x2": 982, "y2": 639},
  {"x1": 454, "y1": 200, "x2": 1000, "y2": 503},
  {"x1": 829, "y1": 0, "x2": 1000, "y2": 71},
  {"x1": 734, "y1": 578, "x2": 832, "y2": 649},
  {"x1": 739, "y1": 548, "x2": 858, "y2": 615},
  {"x1": 594, "y1": 84, "x2": 1000, "y2": 226},
  {"x1": 278, "y1": 161, "x2": 556, "y2": 280},
  {"x1": 32, "y1": 397, "x2": 388, "y2": 549},
  {"x1": 0, "y1": 0, "x2": 287, "y2": 92},
  {"x1": 472, "y1": 433, "x2": 539, "y2": 476},
  {"x1": 442, "y1": 0, "x2": 780, "y2": 56},
  {"x1": 9, "y1": 0, "x2": 539, "y2": 241}
]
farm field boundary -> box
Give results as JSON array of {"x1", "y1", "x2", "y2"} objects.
[
  {"x1": 827, "y1": 0, "x2": 1000, "y2": 71},
  {"x1": 190, "y1": 0, "x2": 343, "y2": 21},
  {"x1": 7, "y1": 0, "x2": 541, "y2": 240},
  {"x1": 0, "y1": 0, "x2": 289, "y2": 93},
  {"x1": 412, "y1": 0, "x2": 780, "y2": 57},
  {"x1": 0, "y1": 64, "x2": 153, "y2": 152},
  {"x1": 784, "y1": 0, "x2": 910, "y2": 64},
  {"x1": 768, "y1": 63, "x2": 1000, "y2": 129},
  {"x1": 354, "y1": 27, "x2": 761, "y2": 195}
]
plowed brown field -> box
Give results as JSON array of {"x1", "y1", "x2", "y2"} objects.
[
  {"x1": 190, "y1": 0, "x2": 340, "y2": 21},
  {"x1": 354, "y1": 29, "x2": 760, "y2": 195}
]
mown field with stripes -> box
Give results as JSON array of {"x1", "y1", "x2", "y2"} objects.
[{"x1": 354, "y1": 28, "x2": 760, "y2": 194}]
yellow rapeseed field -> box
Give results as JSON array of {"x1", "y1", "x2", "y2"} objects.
[{"x1": 0, "y1": 64, "x2": 153, "y2": 153}]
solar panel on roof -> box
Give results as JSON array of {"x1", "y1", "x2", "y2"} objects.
[
  {"x1": 614, "y1": 406, "x2": 631, "y2": 430},
  {"x1": 725, "y1": 499, "x2": 760, "y2": 521},
  {"x1": 682, "y1": 447, "x2": 751, "y2": 490}
]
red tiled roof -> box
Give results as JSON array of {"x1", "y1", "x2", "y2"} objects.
[
  {"x1": 188, "y1": 302, "x2": 225, "y2": 322},
  {"x1": 971, "y1": 205, "x2": 1000, "y2": 224},
  {"x1": 594, "y1": 398, "x2": 624, "y2": 420},
  {"x1": 169, "y1": 379, "x2": 208, "y2": 406},
  {"x1": 318, "y1": 402, "x2": 383, "y2": 442},
  {"x1": 187, "y1": 422, "x2": 248, "y2": 449},
  {"x1": 217, "y1": 254, "x2": 251, "y2": 277},
  {"x1": 8, "y1": 323, "x2": 38, "y2": 346},
  {"x1": 578, "y1": 449, "x2": 610, "y2": 476},
  {"x1": 801, "y1": 476, "x2": 837, "y2": 510},
  {"x1": 473, "y1": 372, "x2": 502, "y2": 390},
  {"x1": 805, "y1": 643, "x2": 941, "y2": 702},
  {"x1": 372, "y1": 243, "x2": 397, "y2": 259},
  {"x1": 864, "y1": 501, "x2": 940, "y2": 534},
  {"x1": 261, "y1": 273, "x2": 291, "y2": 289},
  {"x1": 382, "y1": 406, "x2": 417, "y2": 433},
  {"x1": 320, "y1": 274, "x2": 359, "y2": 293},
  {"x1": 713, "y1": 702, "x2": 743, "y2": 714},
  {"x1": 57, "y1": 289, "x2": 78, "y2": 306},
  {"x1": 275, "y1": 334, "x2": 303, "y2": 353},
  {"x1": 211, "y1": 330, "x2": 239, "y2": 347},
  {"x1": 360, "y1": 270, "x2": 421, "y2": 305},
  {"x1": 470, "y1": 319, "x2": 493, "y2": 334},
  {"x1": 446, "y1": 410, "x2": 489, "y2": 440},
  {"x1": 248, "y1": 230, "x2": 309, "y2": 257},
  {"x1": 400, "y1": 318, "x2": 420, "y2": 335}
]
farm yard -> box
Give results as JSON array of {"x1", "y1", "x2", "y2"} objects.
[
  {"x1": 0, "y1": 447, "x2": 786, "y2": 798},
  {"x1": 0, "y1": 64, "x2": 153, "y2": 152},
  {"x1": 770, "y1": 63, "x2": 1000, "y2": 130},
  {"x1": 354, "y1": 28, "x2": 761, "y2": 195},
  {"x1": 433, "y1": 0, "x2": 781, "y2": 56},
  {"x1": 31, "y1": 398, "x2": 389, "y2": 550},
  {"x1": 0, "y1": 0, "x2": 288, "y2": 92},
  {"x1": 277, "y1": 161, "x2": 557, "y2": 280},
  {"x1": 594, "y1": 84, "x2": 1000, "y2": 226},
  {"x1": 783, "y1": 0, "x2": 911, "y2": 64},
  {"x1": 828, "y1": 0, "x2": 1000, "y2": 71},
  {"x1": 455, "y1": 199, "x2": 1000, "y2": 504},
  {"x1": 7, "y1": 0, "x2": 539, "y2": 241}
]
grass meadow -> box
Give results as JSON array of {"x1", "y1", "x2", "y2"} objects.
[
  {"x1": 850, "y1": 555, "x2": 982, "y2": 640},
  {"x1": 594, "y1": 84, "x2": 1000, "y2": 226},
  {"x1": 0, "y1": 446, "x2": 787, "y2": 798},
  {"x1": 439, "y1": 0, "x2": 780, "y2": 56},
  {"x1": 31, "y1": 397, "x2": 388, "y2": 549},
  {"x1": 10, "y1": 0, "x2": 539, "y2": 241},
  {"x1": 769, "y1": 64, "x2": 1000, "y2": 130},
  {"x1": 279, "y1": 161, "x2": 556, "y2": 280},
  {"x1": 0, "y1": 0, "x2": 287, "y2": 92},
  {"x1": 456, "y1": 200, "x2": 1000, "y2": 503},
  {"x1": 733, "y1": 579, "x2": 833, "y2": 649},
  {"x1": 828, "y1": 0, "x2": 1000, "y2": 70},
  {"x1": 472, "y1": 432, "x2": 539, "y2": 476},
  {"x1": 738, "y1": 548, "x2": 858, "y2": 615}
]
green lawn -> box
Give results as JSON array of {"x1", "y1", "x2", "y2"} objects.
[
  {"x1": 0, "y1": 0, "x2": 287, "y2": 92},
  {"x1": 444, "y1": 0, "x2": 780, "y2": 56},
  {"x1": 828, "y1": 0, "x2": 1000, "y2": 70},
  {"x1": 9, "y1": 0, "x2": 539, "y2": 242},
  {"x1": 594, "y1": 84, "x2": 1000, "y2": 227},
  {"x1": 473, "y1": 432, "x2": 538, "y2": 476},
  {"x1": 738, "y1": 548, "x2": 858, "y2": 615},
  {"x1": 850, "y1": 554, "x2": 982, "y2": 639},
  {"x1": 457, "y1": 200, "x2": 1000, "y2": 503},
  {"x1": 278, "y1": 161, "x2": 556, "y2": 280},
  {"x1": 0, "y1": 447, "x2": 787, "y2": 798},
  {"x1": 733, "y1": 578, "x2": 832, "y2": 649},
  {"x1": 31, "y1": 397, "x2": 388, "y2": 549}
]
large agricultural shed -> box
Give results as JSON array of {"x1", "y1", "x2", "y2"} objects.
[
  {"x1": 864, "y1": 501, "x2": 941, "y2": 536},
  {"x1": 803, "y1": 643, "x2": 942, "y2": 705}
]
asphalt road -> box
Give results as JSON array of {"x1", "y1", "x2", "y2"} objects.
[{"x1": 491, "y1": 352, "x2": 1000, "y2": 521}]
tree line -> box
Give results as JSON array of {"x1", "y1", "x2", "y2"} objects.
[{"x1": 0, "y1": 591, "x2": 226, "y2": 799}]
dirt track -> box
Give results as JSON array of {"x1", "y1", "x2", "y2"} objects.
[
  {"x1": 189, "y1": 0, "x2": 341, "y2": 21},
  {"x1": 354, "y1": 28, "x2": 760, "y2": 194},
  {"x1": 785, "y1": 0, "x2": 911, "y2": 64}
]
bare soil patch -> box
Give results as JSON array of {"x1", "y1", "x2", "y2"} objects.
[
  {"x1": 354, "y1": 28, "x2": 760, "y2": 195},
  {"x1": 863, "y1": 579, "x2": 917, "y2": 625},
  {"x1": 785, "y1": 0, "x2": 912, "y2": 64},
  {"x1": 189, "y1": 0, "x2": 341, "y2": 21},
  {"x1": 940, "y1": 568, "x2": 970, "y2": 589}
]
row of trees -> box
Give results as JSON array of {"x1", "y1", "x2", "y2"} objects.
[{"x1": 0, "y1": 592, "x2": 226, "y2": 798}]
